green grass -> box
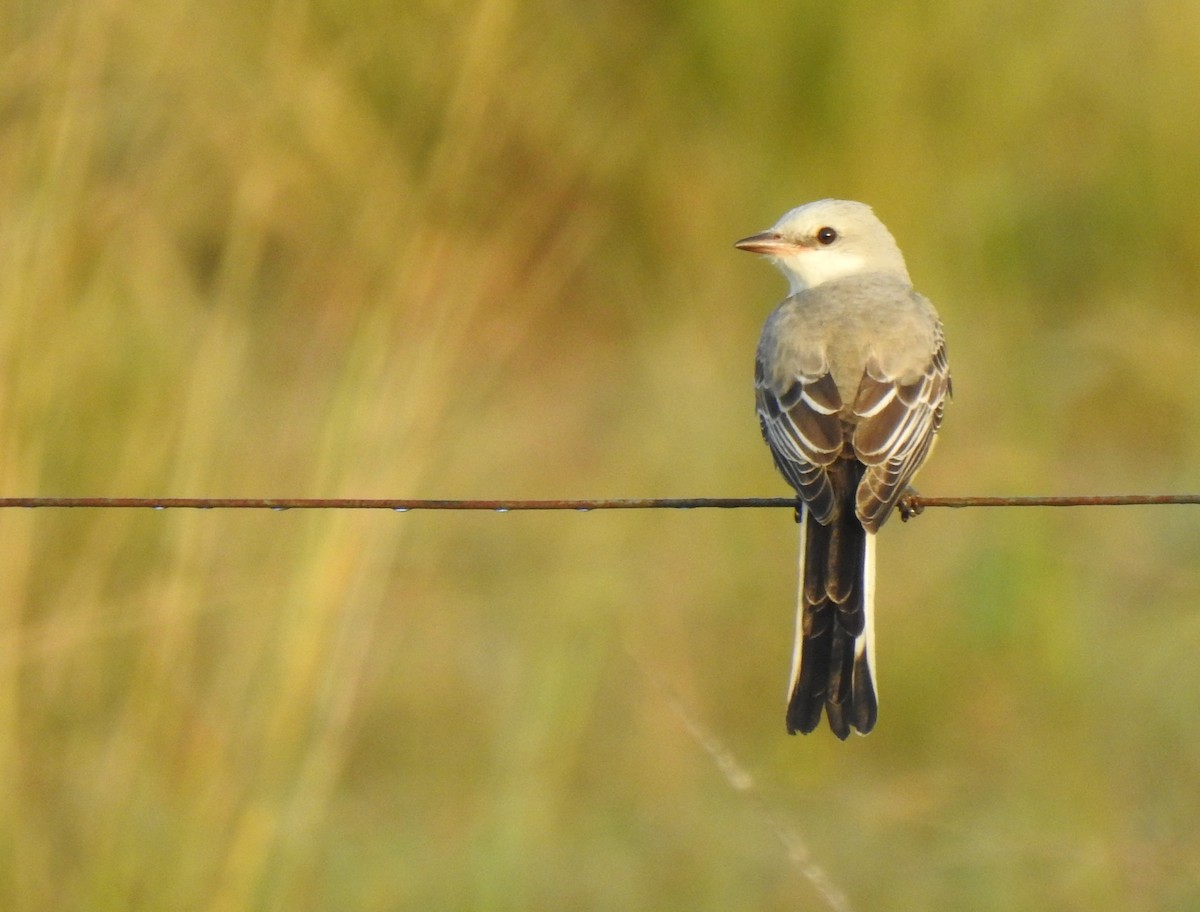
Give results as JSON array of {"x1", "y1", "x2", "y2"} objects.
[{"x1": 3, "y1": 0, "x2": 1200, "y2": 908}]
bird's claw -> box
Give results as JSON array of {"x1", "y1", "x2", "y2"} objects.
[{"x1": 897, "y1": 487, "x2": 924, "y2": 522}]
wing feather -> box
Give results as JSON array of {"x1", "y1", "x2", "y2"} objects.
[
  {"x1": 852, "y1": 334, "x2": 951, "y2": 531},
  {"x1": 755, "y1": 357, "x2": 845, "y2": 523}
]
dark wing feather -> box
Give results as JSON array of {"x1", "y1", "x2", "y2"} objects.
[
  {"x1": 852, "y1": 337, "x2": 951, "y2": 531},
  {"x1": 755, "y1": 357, "x2": 845, "y2": 522}
]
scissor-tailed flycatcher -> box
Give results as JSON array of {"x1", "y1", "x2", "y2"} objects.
[{"x1": 736, "y1": 199, "x2": 951, "y2": 739}]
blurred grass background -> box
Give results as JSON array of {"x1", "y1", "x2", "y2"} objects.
[{"x1": 3, "y1": 0, "x2": 1200, "y2": 908}]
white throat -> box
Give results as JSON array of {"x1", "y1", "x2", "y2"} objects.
[{"x1": 774, "y1": 249, "x2": 868, "y2": 295}]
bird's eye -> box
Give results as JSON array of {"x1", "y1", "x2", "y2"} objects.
[{"x1": 816, "y1": 226, "x2": 838, "y2": 245}]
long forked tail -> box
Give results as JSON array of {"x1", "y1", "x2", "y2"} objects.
[{"x1": 786, "y1": 474, "x2": 878, "y2": 739}]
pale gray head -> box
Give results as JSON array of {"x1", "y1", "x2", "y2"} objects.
[{"x1": 734, "y1": 199, "x2": 911, "y2": 295}]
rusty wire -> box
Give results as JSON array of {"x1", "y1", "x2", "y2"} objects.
[{"x1": 0, "y1": 494, "x2": 1197, "y2": 514}]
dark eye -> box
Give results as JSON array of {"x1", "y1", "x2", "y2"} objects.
[{"x1": 816, "y1": 226, "x2": 838, "y2": 245}]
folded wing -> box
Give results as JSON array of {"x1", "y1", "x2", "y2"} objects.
[{"x1": 852, "y1": 337, "x2": 951, "y2": 531}]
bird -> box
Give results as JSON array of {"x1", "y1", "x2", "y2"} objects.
[{"x1": 735, "y1": 199, "x2": 951, "y2": 739}]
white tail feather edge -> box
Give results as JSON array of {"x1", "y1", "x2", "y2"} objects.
[
  {"x1": 787, "y1": 503, "x2": 808, "y2": 701},
  {"x1": 854, "y1": 532, "x2": 877, "y2": 733}
]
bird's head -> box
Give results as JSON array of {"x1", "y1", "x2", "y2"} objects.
[{"x1": 735, "y1": 199, "x2": 911, "y2": 295}]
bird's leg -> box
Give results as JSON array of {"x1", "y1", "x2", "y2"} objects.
[
  {"x1": 793, "y1": 497, "x2": 804, "y2": 524},
  {"x1": 896, "y1": 486, "x2": 924, "y2": 522}
]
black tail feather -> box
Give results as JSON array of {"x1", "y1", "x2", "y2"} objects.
[{"x1": 786, "y1": 461, "x2": 877, "y2": 739}]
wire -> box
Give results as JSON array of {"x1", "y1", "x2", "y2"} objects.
[{"x1": 0, "y1": 494, "x2": 1197, "y2": 512}]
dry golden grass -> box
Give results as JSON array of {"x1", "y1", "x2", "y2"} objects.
[{"x1": 3, "y1": 1, "x2": 1200, "y2": 908}]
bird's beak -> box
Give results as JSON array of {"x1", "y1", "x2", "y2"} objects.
[{"x1": 734, "y1": 232, "x2": 800, "y2": 256}]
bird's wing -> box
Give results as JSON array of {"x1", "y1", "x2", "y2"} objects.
[
  {"x1": 755, "y1": 356, "x2": 846, "y2": 523},
  {"x1": 851, "y1": 332, "x2": 951, "y2": 531}
]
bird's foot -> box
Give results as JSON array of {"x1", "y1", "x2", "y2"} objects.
[{"x1": 897, "y1": 487, "x2": 924, "y2": 522}]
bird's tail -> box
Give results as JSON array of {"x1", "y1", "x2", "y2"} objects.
[{"x1": 786, "y1": 463, "x2": 878, "y2": 739}]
